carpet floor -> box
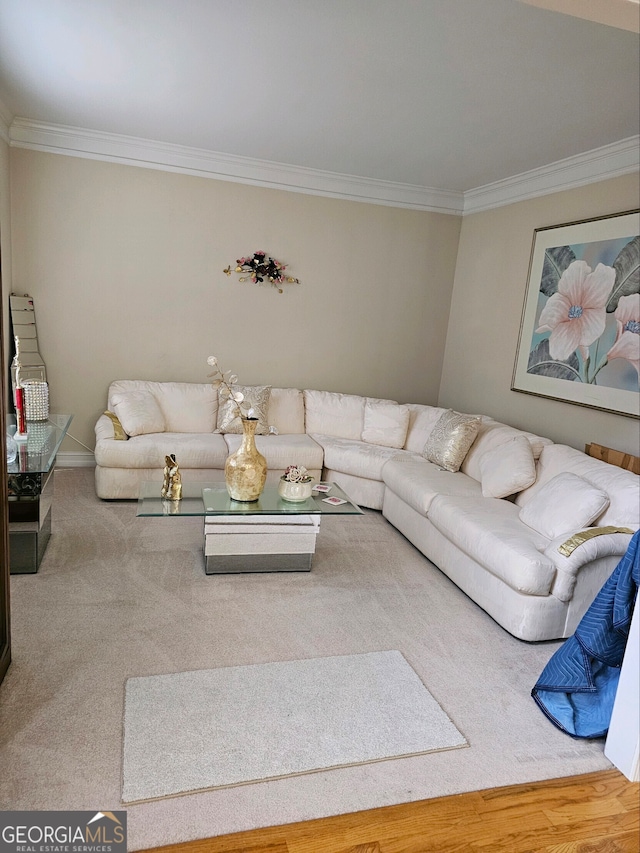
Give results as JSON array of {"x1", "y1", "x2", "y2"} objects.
[{"x1": 0, "y1": 468, "x2": 613, "y2": 849}]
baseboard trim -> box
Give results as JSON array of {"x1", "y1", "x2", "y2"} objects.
[{"x1": 56, "y1": 451, "x2": 95, "y2": 468}]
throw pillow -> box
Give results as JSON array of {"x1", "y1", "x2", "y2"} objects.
[
  {"x1": 422, "y1": 409, "x2": 481, "y2": 472},
  {"x1": 403, "y1": 405, "x2": 449, "y2": 454},
  {"x1": 111, "y1": 390, "x2": 166, "y2": 437},
  {"x1": 267, "y1": 388, "x2": 306, "y2": 434},
  {"x1": 103, "y1": 410, "x2": 127, "y2": 441},
  {"x1": 362, "y1": 401, "x2": 410, "y2": 449},
  {"x1": 303, "y1": 389, "x2": 365, "y2": 439},
  {"x1": 480, "y1": 435, "x2": 536, "y2": 499},
  {"x1": 518, "y1": 472, "x2": 610, "y2": 539},
  {"x1": 216, "y1": 384, "x2": 272, "y2": 434}
]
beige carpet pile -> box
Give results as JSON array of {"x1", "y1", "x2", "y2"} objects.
[
  {"x1": 0, "y1": 468, "x2": 612, "y2": 849},
  {"x1": 122, "y1": 651, "x2": 467, "y2": 803}
]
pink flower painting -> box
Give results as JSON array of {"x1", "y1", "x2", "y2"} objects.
[
  {"x1": 536, "y1": 260, "x2": 615, "y2": 362},
  {"x1": 607, "y1": 293, "x2": 640, "y2": 375},
  {"x1": 516, "y1": 214, "x2": 639, "y2": 416}
]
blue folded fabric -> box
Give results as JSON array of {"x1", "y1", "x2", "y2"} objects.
[{"x1": 532, "y1": 530, "x2": 639, "y2": 738}]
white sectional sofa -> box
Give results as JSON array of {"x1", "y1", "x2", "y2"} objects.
[{"x1": 94, "y1": 380, "x2": 640, "y2": 642}]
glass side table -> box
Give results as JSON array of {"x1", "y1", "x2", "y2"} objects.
[{"x1": 7, "y1": 414, "x2": 73, "y2": 574}]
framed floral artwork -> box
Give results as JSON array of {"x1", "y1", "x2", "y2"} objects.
[{"x1": 512, "y1": 209, "x2": 640, "y2": 419}]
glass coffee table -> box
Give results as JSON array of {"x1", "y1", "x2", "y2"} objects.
[{"x1": 137, "y1": 481, "x2": 363, "y2": 574}]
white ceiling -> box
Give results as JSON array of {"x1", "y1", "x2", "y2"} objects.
[{"x1": 0, "y1": 0, "x2": 638, "y2": 198}]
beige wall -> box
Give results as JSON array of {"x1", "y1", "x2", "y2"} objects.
[
  {"x1": 9, "y1": 149, "x2": 461, "y2": 449},
  {"x1": 439, "y1": 173, "x2": 640, "y2": 455},
  {"x1": 8, "y1": 147, "x2": 639, "y2": 459}
]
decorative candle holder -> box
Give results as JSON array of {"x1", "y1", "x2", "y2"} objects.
[{"x1": 22, "y1": 380, "x2": 50, "y2": 422}]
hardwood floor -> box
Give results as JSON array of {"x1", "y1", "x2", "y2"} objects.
[{"x1": 144, "y1": 769, "x2": 638, "y2": 853}]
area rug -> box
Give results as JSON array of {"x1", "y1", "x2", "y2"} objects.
[{"x1": 121, "y1": 650, "x2": 467, "y2": 803}]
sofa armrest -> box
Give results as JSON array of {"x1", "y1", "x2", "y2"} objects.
[
  {"x1": 545, "y1": 528, "x2": 635, "y2": 602},
  {"x1": 95, "y1": 412, "x2": 128, "y2": 442}
]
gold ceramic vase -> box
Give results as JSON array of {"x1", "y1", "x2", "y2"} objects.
[{"x1": 224, "y1": 417, "x2": 267, "y2": 501}]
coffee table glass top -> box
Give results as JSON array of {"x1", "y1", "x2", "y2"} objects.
[{"x1": 137, "y1": 481, "x2": 364, "y2": 517}]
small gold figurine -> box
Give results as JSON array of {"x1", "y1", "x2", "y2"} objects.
[{"x1": 161, "y1": 453, "x2": 182, "y2": 501}]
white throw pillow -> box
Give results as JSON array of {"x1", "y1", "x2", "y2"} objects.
[
  {"x1": 423, "y1": 410, "x2": 481, "y2": 473},
  {"x1": 111, "y1": 390, "x2": 166, "y2": 437},
  {"x1": 268, "y1": 388, "x2": 305, "y2": 434},
  {"x1": 303, "y1": 389, "x2": 365, "y2": 439},
  {"x1": 362, "y1": 401, "x2": 410, "y2": 449},
  {"x1": 403, "y1": 405, "x2": 449, "y2": 453},
  {"x1": 518, "y1": 472, "x2": 610, "y2": 539},
  {"x1": 480, "y1": 435, "x2": 536, "y2": 499},
  {"x1": 216, "y1": 385, "x2": 271, "y2": 434}
]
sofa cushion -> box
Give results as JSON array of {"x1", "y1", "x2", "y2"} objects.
[
  {"x1": 382, "y1": 457, "x2": 482, "y2": 516},
  {"x1": 216, "y1": 385, "x2": 271, "y2": 434},
  {"x1": 268, "y1": 388, "x2": 305, "y2": 434},
  {"x1": 362, "y1": 401, "x2": 410, "y2": 449},
  {"x1": 403, "y1": 404, "x2": 448, "y2": 453},
  {"x1": 461, "y1": 420, "x2": 552, "y2": 482},
  {"x1": 312, "y1": 435, "x2": 414, "y2": 480},
  {"x1": 423, "y1": 409, "x2": 481, "y2": 473},
  {"x1": 111, "y1": 390, "x2": 166, "y2": 437},
  {"x1": 95, "y1": 432, "x2": 229, "y2": 469},
  {"x1": 518, "y1": 472, "x2": 610, "y2": 539},
  {"x1": 303, "y1": 390, "x2": 365, "y2": 440},
  {"x1": 108, "y1": 381, "x2": 218, "y2": 433},
  {"x1": 516, "y1": 444, "x2": 640, "y2": 528},
  {"x1": 428, "y1": 494, "x2": 555, "y2": 596},
  {"x1": 223, "y1": 433, "x2": 324, "y2": 471},
  {"x1": 480, "y1": 435, "x2": 536, "y2": 498},
  {"x1": 322, "y1": 470, "x2": 386, "y2": 510}
]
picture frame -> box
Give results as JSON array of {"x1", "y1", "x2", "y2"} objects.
[{"x1": 512, "y1": 209, "x2": 640, "y2": 419}]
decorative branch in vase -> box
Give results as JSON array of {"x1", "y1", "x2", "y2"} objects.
[
  {"x1": 207, "y1": 356, "x2": 254, "y2": 419},
  {"x1": 207, "y1": 355, "x2": 267, "y2": 501}
]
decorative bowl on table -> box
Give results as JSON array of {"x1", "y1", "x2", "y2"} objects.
[{"x1": 278, "y1": 465, "x2": 314, "y2": 502}]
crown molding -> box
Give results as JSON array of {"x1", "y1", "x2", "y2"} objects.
[
  {"x1": 463, "y1": 136, "x2": 640, "y2": 214},
  {"x1": 8, "y1": 118, "x2": 464, "y2": 215},
  {"x1": 8, "y1": 119, "x2": 639, "y2": 216}
]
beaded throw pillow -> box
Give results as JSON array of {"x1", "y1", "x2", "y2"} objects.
[
  {"x1": 216, "y1": 384, "x2": 272, "y2": 434},
  {"x1": 423, "y1": 409, "x2": 481, "y2": 473}
]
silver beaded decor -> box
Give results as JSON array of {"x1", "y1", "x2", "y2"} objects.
[{"x1": 22, "y1": 380, "x2": 50, "y2": 422}]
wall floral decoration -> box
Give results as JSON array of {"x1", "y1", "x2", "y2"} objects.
[
  {"x1": 223, "y1": 251, "x2": 300, "y2": 293},
  {"x1": 512, "y1": 209, "x2": 640, "y2": 418}
]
